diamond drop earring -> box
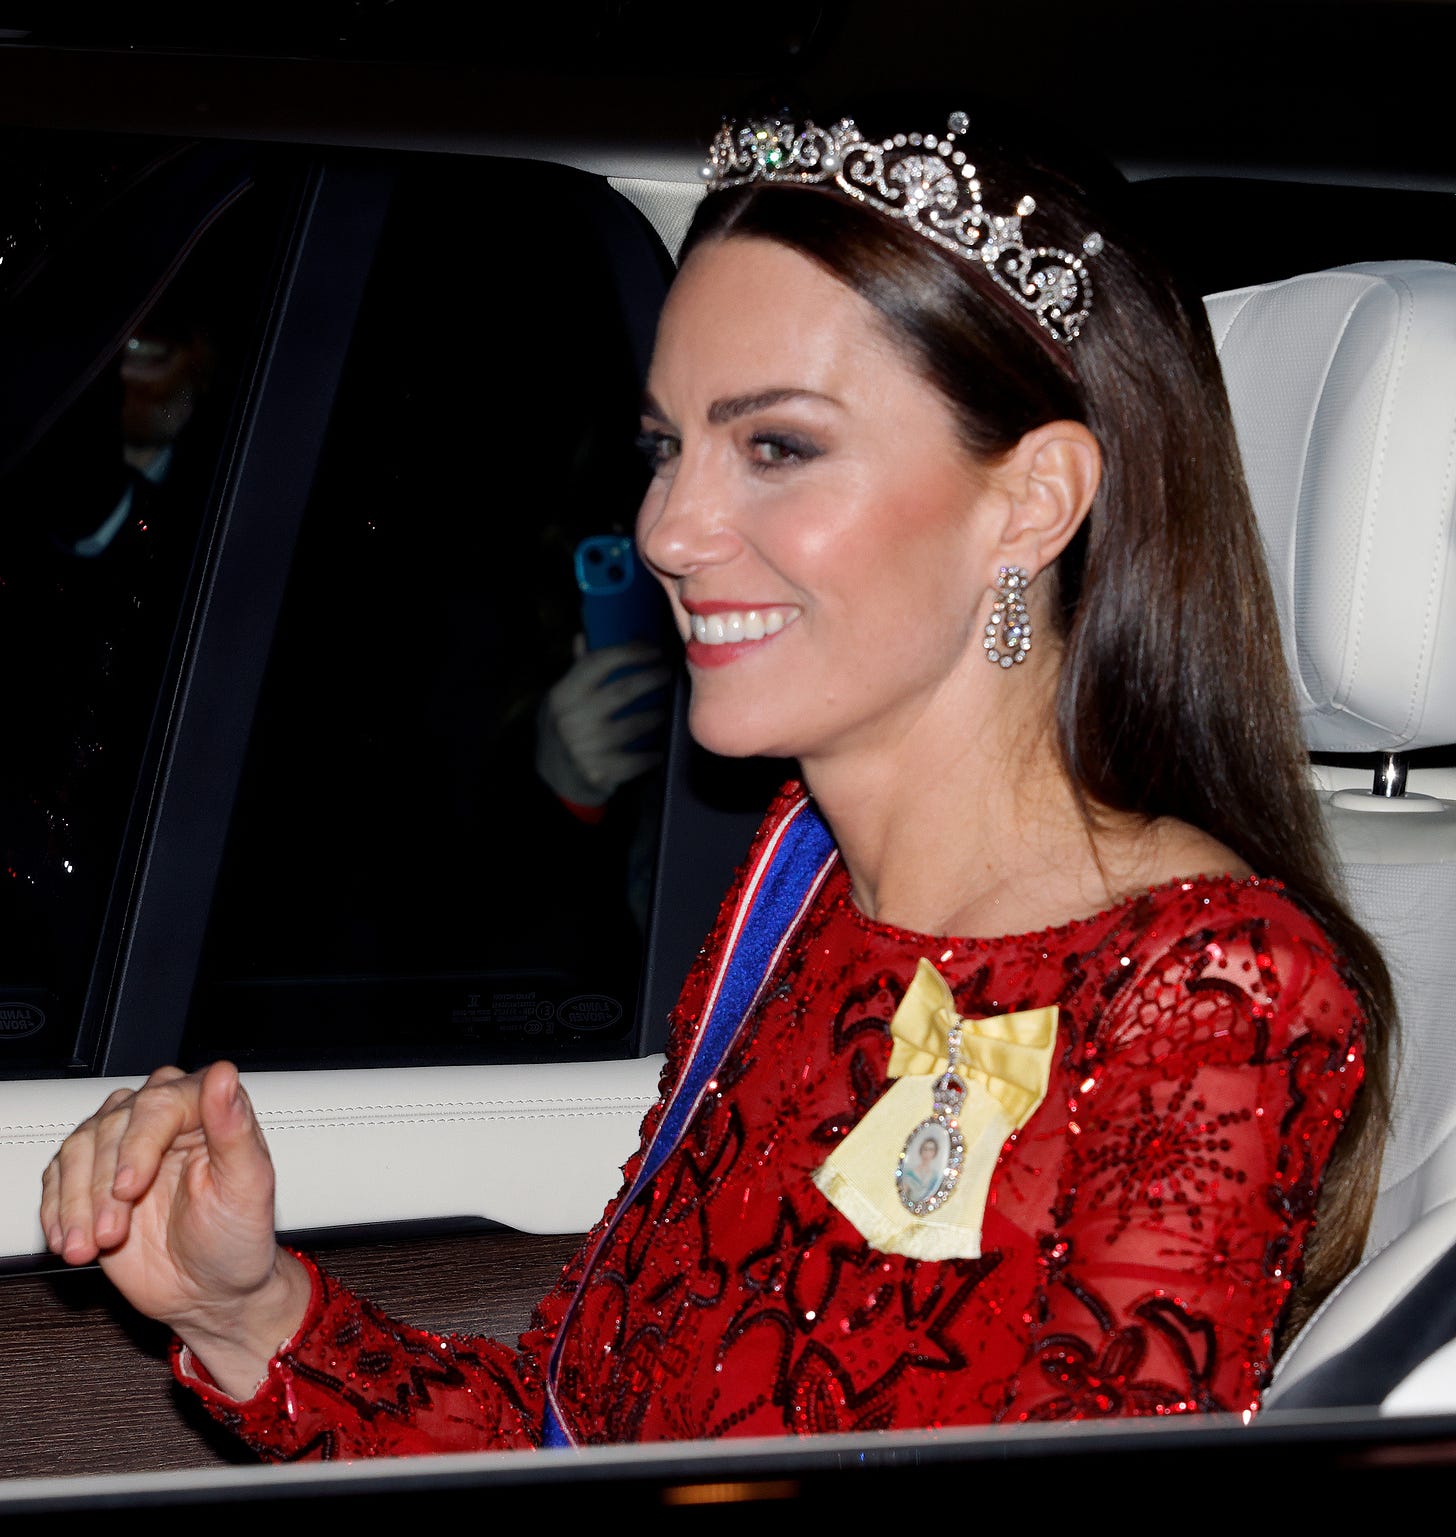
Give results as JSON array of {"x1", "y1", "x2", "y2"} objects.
[{"x1": 983, "y1": 565, "x2": 1032, "y2": 668}]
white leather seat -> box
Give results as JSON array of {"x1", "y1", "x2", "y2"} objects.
[
  {"x1": 1265, "y1": 1196, "x2": 1456, "y2": 1411},
  {"x1": 1206, "y1": 261, "x2": 1456, "y2": 1408}
]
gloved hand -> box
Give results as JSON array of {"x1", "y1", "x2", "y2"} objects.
[{"x1": 534, "y1": 639, "x2": 671, "y2": 808}]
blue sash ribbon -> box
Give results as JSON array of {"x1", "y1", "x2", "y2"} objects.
[{"x1": 542, "y1": 793, "x2": 837, "y2": 1447}]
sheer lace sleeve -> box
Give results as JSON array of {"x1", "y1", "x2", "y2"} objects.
[{"x1": 996, "y1": 905, "x2": 1366, "y2": 1420}]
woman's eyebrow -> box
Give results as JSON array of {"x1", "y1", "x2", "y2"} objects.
[
  {"x1": 707, "y1": 387, "x2": 840, "y2": 424},
  {"x1": 639, "y1": 387, "x2": 842, "y2": 425}
]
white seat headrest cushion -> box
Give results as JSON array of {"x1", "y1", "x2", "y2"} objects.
[{"x1": 1207, "y1": 262, "x2": 1456, "y2": 752}]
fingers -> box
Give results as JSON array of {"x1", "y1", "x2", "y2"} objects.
[
  {"x1": 559, "y1": 704, "x2": 668, "y2": 795},
  {"x1": 42, "y1": 1084, "x2": 139, "y2": 1262},
  {"x1": 89, "y1": 1087, "x2": 144, "y2": 1251},
  {"x1": 44, "y1": 1106, "x2": 99, "y2": 1260},
  {"x1": 592, "y1": 665, "x2": 672, "y2": 719},
  {"x1": 580, "y1": 706, "x2": 669, "y2": 754},
  {"x1": 555, "y1": 642, "x2": 667, "y2": 700},
  {"x1": 584, "y1": 639, "x2": 668, "y2": 670},
  {"x1": 111, "y1": 1068, "x2": 206, "y2": 1202},
  {"x1": 195, "y1": 1061, "x2": 274, "y2": 1204},
  {"x1": 555, "y1": 667, "x2": 668, "y2": 748},
  {"x1": 40, "y1": 1067, "x2": 206, "y2": 1263}
]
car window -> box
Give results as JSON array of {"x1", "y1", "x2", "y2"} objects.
[
  {"x1": 0, "y1": 135, "x2": 299, "y2": 1073},
  {"x1": 180, "y1": 154, "x2": 675, "y2": 1072}
]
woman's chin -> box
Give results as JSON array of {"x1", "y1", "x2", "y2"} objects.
[{"x1": 686, "y1": 701, "x2": 798, "y2": 764}]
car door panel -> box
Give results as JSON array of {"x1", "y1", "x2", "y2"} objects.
[
  {"x1": 2, "y1": 1226, "x2": 583, "y2": 1477},
  {"x1": 0, "y1": 1055, "x2": 663, "y2": 1259}
]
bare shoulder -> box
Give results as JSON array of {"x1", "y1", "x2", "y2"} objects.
[
  {"x1": 1155, "y1": 818, "x2": 1254, "y2": 880},
  {"x1": 1111, "y1": 815, "x2": 1255, "y2": 895}
]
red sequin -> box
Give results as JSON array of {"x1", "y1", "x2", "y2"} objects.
[{"x1": 176, "y1": 783, "x2": 1365, "y2": 1457}]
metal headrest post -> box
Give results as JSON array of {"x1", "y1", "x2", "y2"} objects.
[{"x1": 1375, "y1": 752, "x2": 1409, "y2": 799}]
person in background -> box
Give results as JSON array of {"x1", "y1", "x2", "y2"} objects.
[{"x1": 0, "y1": 270, "x2": 228, "y2": 1004}]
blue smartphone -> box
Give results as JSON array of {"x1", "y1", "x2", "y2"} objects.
[
  {"x1": 574, "y1": 535, "x2": 668, "y2": 651},
  {"x1": 573, "y1": 534, "x2": 671, "y2": 728}
]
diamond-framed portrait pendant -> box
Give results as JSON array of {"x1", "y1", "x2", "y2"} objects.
[{"x1": 895, "y1": 1042, "x2": 969, "y2": 1216}]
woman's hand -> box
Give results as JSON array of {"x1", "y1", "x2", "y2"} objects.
[{"x1": 39, "y1": 1060, "x2": 311, "y2": 1399}]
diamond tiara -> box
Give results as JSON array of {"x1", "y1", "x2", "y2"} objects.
[{"x1": 701, "y1": 112, "x2": 1103, "y2": 345}]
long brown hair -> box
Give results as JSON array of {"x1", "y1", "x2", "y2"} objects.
[{"x1": 681, "y1": 139, "x2": 1395, "y2": 1343}]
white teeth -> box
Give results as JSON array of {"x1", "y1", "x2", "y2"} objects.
[{"x1": 689, "y1": 607, "x2": 798, "y2": 645}]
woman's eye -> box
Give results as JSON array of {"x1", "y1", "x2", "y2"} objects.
[
  {"x1": 635, "y1": 429, "x2": 679, "y2": 471},
  {"x1": 748, "y1": 433, "x2": 821, "y2": 469}
]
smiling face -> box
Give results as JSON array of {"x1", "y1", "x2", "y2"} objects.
[{"x1": 636, "y1": 235, "x2": 1006, "y2": 768}]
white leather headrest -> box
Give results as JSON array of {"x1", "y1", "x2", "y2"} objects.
[{"x1": 1207, "y1": 262, "x2": 1456, "y2": 752}]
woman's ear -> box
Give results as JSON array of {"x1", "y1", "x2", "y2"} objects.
[{"x1": 985, "y1": 420, "x2": 1101, "y2": 577}]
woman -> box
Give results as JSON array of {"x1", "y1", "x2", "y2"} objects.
[{"x1": 39, "y1": 109, "x2": 1393, "y2": 1452}]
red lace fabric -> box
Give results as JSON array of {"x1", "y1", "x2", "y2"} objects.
[{"x1": 177, "y1": 784, "x2": 1366, "y2": 1457}]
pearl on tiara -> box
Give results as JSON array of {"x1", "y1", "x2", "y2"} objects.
[{"x1": 701, "y1": 113, "x2": 1100, "y2": 345}]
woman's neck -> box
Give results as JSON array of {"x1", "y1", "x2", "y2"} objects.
[
  {"x1": 802, "y1": 703, "x2": 1099, "y2": 939},
  {"x1": 797, "y1": 654, "x2": 1240, "y2": 939}
]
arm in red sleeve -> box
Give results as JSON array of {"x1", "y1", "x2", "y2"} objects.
[
  {"x1": 173, "y1": 1044, "x2": 685, "y2": 1462},
  {"x1": 173, "y1": 1250, "x2": 544, "y2": 1458},
  {"x1": 168, "y1": 820, "x2": 760, "y2": 1458},
  {"x1": 998, "y1": 903, "x2": 1366, "y2": 1422},
  {"x1": 170, "y1": 781, "x2": 800, "y2": 1459}
]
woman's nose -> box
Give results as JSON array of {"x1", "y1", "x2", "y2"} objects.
[{"x1": 637, "y1": 454, "x2": 741, "y2": 579}]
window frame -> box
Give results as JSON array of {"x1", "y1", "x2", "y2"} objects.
[{"x1": 92, "y1": 159, "x2": 399, "y2": 1074}]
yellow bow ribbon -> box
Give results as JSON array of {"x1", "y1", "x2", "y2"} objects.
[
  {"x1": 812, "y1": 959, "x2": 1059, "y2": 1261},
  {"x1": 887, "y1": 957, "x2": 1057, "y2": 1130}
]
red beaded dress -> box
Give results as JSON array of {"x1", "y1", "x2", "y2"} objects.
[{"x1": 177, "y1": 783, "x2": 1366, "y2": 1457}]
